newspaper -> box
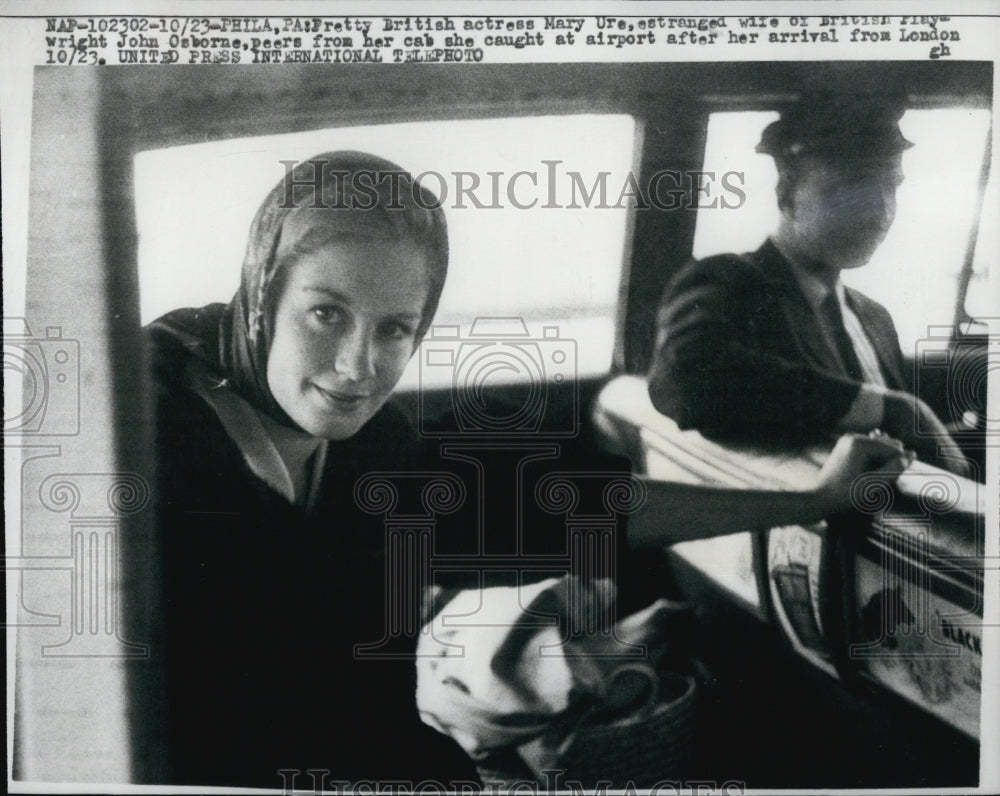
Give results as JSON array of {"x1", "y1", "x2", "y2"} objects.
[{"x1": 2, "y1": 1, "x2": 998, "y2": 794}]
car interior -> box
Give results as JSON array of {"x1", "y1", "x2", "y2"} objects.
[{"x1": 12, "y1": 59, "x2": 992, "y2": 788}]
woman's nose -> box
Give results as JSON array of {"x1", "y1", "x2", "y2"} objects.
[{"x1": 335, "y1": 326, "x2": 377, "y2": 382}]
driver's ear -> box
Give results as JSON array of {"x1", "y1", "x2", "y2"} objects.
[{"x1": 776, "y1": 175, "x2": 795, "y2": 216}]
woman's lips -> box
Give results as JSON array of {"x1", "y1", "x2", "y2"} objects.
[{"x1": 311, "y1": 383, "x2": 371, "y2": 411}]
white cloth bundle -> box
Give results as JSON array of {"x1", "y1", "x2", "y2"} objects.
[{"x1": 416, "y1": 576, "x2": 689, "y2": 779}]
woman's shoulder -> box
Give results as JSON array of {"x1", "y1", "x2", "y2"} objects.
[
  {"x1": 145, "y1": 304, "x2": 227, "y2": 388},
  {"x1": 144, "y1": 304, "x2": 239, "y2": 459}
]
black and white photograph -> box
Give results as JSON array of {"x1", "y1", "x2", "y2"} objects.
[{"x1": 2, "y1": 2, "x2": 998, "y2": 794}]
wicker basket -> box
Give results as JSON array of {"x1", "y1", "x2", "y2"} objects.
[
  {"x1": 475, "y1": 666, "x2": 698, "y2": 790},
  {"x1": 558, "y1": 667, "x2": 698, "y2": 789}
]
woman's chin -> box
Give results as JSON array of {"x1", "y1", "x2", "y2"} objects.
[
  {"x1": 311, "y1": 414, "x2": 372, "y2": 441},
  {"x1": 280, "y1": 404, "x2": 368, "y2": 440},
  {"x1": 277, "y1": 386, "x2": 387, "y2": 439}
]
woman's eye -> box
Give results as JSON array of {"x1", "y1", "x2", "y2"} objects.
[
  {"x1": 381, "y1": 321, "x2": 416, "y2": 341},
  {"x1": 311, "y1": 306, "x2": 344, "y2": 325}
]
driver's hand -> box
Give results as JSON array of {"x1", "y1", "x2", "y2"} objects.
[
  {"x1": 883, "y1": 392, "x2": 973, "y2": 479},
  {"x1": 815, "y1": 432, "x2": 914, "y2": 515}
]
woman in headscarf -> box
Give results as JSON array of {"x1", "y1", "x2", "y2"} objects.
[
  {"x1": 145, "y1": 150, "x2": 912, "y2": 789},
  {"x1": 146, "y1": 151, "x2": 475, "y2": 787}
]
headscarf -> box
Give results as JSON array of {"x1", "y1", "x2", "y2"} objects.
[{"x1": 149, "y1": 151, "x2": 449, "y2": 429}]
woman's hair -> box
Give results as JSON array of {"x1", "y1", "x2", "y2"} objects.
[
  {"x1": 244, "y1": 151, "x2": 449, "y2": 345},
  {"x1": 217, "y1": 151, "x2": 449, "y2": 425}
]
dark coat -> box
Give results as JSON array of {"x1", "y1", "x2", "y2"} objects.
[
  {"x1": 647, "y1": 239, "x2": 906, "y2": 444},
  {"x1": 147, "y1": 324, "x2": 478, "y2": 788}
]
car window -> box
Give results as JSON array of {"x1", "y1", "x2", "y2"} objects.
[
  {"x1": 134, "y1": 114, "x2": 636, "y2": 390},
  {"x1": 966, "y1": 166, "x2": 997, "y2": 323},
  {"x1": 693, "y1": 108, "x2": 993, "y2": 351}
]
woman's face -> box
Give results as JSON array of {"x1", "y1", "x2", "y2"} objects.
[{"x1": 266, "y1": 236, "x2": 430, "y2": 439}]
